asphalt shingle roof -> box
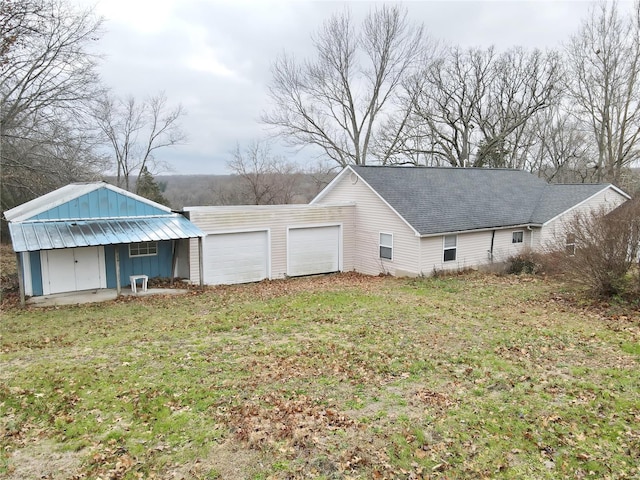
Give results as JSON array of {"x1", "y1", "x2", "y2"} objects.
[{"x1": 350, "y1": 166, "x2": 611, "y2": 235}]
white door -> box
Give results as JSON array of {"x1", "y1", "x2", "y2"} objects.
[
  {"x1": 41, "y1": 246, "x2": 106, "y2": 295},
  {"x1": 204, "y1": 231, "x2": 269, "y2": 285},
  {"x1": 288, "y1": 225, "x2": 341, "y2": 277}
]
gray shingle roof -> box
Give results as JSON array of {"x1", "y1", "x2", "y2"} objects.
[{"x1": 350, "y1": 166, "x2": 612, "y2": 235}]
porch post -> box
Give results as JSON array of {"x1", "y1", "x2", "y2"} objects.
[
  {"x1": 15, "y1": 252, "x2": 25, "y2": 307},
  {"x1": 115, "y1": 247, "x2": 121, "y2": 296},
  {"x1": 170, "y1": 240, "x2": 177, "y2": 286}
]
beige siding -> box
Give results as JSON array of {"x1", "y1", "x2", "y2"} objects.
[
  {"x1": 537, "y1": 188, "x2": 628, "y2": 249},
  {"x1": 185, "y1": 204, "x2": 355, "y2": 284},
  {"x1": 492, "y1": 229, "x2": 532, "y2": 262},
  {"x1": 314, "y1": 173, "x2": 421, "y2": 276}
]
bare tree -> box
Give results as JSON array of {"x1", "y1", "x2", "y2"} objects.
[
  {"x1": 94, "y1": 92, "x2": 185, "y2": 192},
  {"x1": 227, "y1": 141, "x2": 304, "y2": 205},
  {"x1": 566, "y1": 0, "x2": 640, "y2": 183},
  {"x1": 523, "y1": 105, "x2": 597, "y2": 183},
  {"x1": 404, "y1": 46, "x2": 561, "y2": 168},
  {"x1": 0, "y1": 0, "x2": 102, "y2": 131},
  {"x1": 1, "y1": 0, "x2": 105, "y2": 211},
  {"x1": 262, "y1": 5, "x2": 429, "y2": 167}
]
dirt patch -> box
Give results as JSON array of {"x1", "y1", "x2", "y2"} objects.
[{"x1": 4, "y1": 440, "x2": 83, "y2": 480}]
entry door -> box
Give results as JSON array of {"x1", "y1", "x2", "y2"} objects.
[{"x1": 41, "y1": 247, "x2": 106, "y2": 295}]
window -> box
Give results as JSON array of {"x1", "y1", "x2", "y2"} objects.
[
  {"x1": 443, "y1": 234, "x2": 457, "y2": 262},
  {"x1": 129, "y1": 242, "x2": 158, "y2": 257},
  {"x1": 565, "y1": 234, "x2": 576, "y2": 256},
  {"x1": 379, "y1": 233, "x2": 393, "y2": 260},
  {"x1": 512, "y1": 231, "x2": 524, "y2": 244}
]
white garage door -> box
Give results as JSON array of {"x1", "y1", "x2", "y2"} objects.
[
  {"x1": 204, "y1": 231, "x2": 269, "y2": 285},
  {"x1": 288, "y1": 225, "x2": 341, "y2": 277}
]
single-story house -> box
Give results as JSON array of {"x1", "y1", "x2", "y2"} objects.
[
  {"x1": 184, "y1": 165, "x2": 629, "y2": 283},
  {"x1": 310, "y1": 165, "x2": 630, "y2": 277},
  {"x1": 5, "y1": 166, "x2": 631, "y2": 301},
  {"x1": 4, "y1": 182, "x2": 204, "y2": 304}
]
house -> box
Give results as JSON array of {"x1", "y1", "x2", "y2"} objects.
[
  {"x1": 4, "y1": 182, "x2": 204, "y2": 304},
  {"x1": 310, "y1": 166, "x2": 630, "y2": 277},
  {"x1": 182, "y1": 165, "x2": 629, "y2": 285},
  {"x1": 6, "y1": 167, "x2": 630, "y2": 300}
]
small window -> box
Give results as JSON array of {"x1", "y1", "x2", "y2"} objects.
[
  {"x1": 512, "y1": 231, "x2": 524, "y2": 244},
  {"x1": 130, "y1": 242, "x2": 158, "y2": 257},
  {"x1": 379, "y1": 233, "x2": 393, "y2": 260},
  {"x1": 565, "y1": 234, "x2": 576, "y2": 256},
  {"x1": 443, "y1": 234, "x2": 457, "y2": 262}
]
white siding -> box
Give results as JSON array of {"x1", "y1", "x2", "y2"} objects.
[
  {"x1": 492, "y1": 229, "x2": 532, "y2": 262},
  {"x1": 537, "y1": 187, "x2": 628, "y2": 249},
  {"x1": 313, "y1": 173, "x2": 421, "y2": 276},
  {"x1": 185, "y1": 204, "x2": 355, "y2": 284},
  {"x1": 420, "y1": 231, "x2": 489, "y2": 273}
]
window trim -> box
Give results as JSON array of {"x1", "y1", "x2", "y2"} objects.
[
  {"x1": 512, "y1": 230, "x2": 524, "y2": 244},
  {"x1": 379, "y1": 232, "x2": 393, "y2": 260},
  {"x1": 129, "y1": 241, "x2": 158, "y2": 258},
  {"x1": 443, "y1": 234, "x2": 457, "y2": 262}
]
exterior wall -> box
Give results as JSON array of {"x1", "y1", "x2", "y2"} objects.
[
  {"x1": 491, "y1": 228, "x2": 532, "y2": 262},
  {"x1": 313, "y1": 174, "x2": 420, "y2": 276},
  {"x1": 420, "y1": 231, "x2": 485, "y2": 273},
  {"x1": 419, "y1": 229, "x2": 532, "y2": 273},
  {"x1": 104, "y1": 240, "x2": 173, "y2": 288},
  {"x1": 30, "y1": 188, "x2": 167, "y2": 220},
  {"x1": 28, "y1": 251, "x2": 43, "y2": 296},
  {"x1": 185, "y1": 204, "x2": 355, "y2": 284},
  {"x1": 536, "y1": 188, "x2": 628, "y2": 249}
]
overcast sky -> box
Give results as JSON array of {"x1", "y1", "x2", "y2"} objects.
[{"x1": 81, "y1": 0, "x2": 620, "y2": 175}]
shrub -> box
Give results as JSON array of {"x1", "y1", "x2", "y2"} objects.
[
  {"x1": 506, "y1": 249, "x2": 540, "y2": 274},
  {"x1": 550, "y1": 200, "x2": 640, "y2": 298}
]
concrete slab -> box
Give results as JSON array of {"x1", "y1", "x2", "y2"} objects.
[{"x1": 26, "y1": 287, "x2": 189, "y2": 307}]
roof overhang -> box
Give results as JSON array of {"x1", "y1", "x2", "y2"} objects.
[{"x1": 9, "y1": 215, "x2": 204, "y2": 252}]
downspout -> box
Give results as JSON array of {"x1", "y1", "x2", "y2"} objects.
[
  {"x1": 16, "y1": 252, "x2": 25, "y2": 307},
  {"x1": 489, "y1": 230, "x2": 496, "y2": 263}
]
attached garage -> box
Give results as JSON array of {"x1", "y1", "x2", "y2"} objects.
[
  {"x1": 288, "y1": 225, "x2": 341, "y2": 277},
  {"x1": 203, "y1": 230, "x2": 269, "y2": 285},
  {"x1": 184, "y1": 204, "x2": 355, "y2": 286}
]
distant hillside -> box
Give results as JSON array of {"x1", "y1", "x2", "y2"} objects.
[{"x1": 156, "y1": 173, "x2": 334, "y2": 209}]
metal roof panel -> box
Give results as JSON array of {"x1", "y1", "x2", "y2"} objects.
[{"x1": 9, "y1": 215, "x2": 204, "y2": 252}]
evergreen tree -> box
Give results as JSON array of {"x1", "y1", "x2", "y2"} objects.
[{"x1": 136, "y1": 167, "x2": 169, "y2": 206}]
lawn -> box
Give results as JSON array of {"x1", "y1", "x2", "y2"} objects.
[{"x1": 1, "y1": 268, "x2": 639, "y2": 479}]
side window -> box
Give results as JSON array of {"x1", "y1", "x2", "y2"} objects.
[
  {"x1": 129, "y1": 242, "x2": 158, "y2": 257},
  {"x1": 379, "y1": 233, "x2": 393, "y2": 260},
  {"x1": 512, "y1": 231, "x2": 524, "y2": 244},
  {"x1": 565, "y1": 234, "x2": 576, "y2": 256},
  {"x1": 443, "y1": 234, "x2": 457, "y2": 262}
]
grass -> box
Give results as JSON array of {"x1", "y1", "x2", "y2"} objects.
[{"x1": 1, "y1": 264, "x2": 639, "y2": 479}]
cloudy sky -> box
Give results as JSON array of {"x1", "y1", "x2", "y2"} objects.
[{"x1": 81, "y1": 0, "x2": 615, "y2": 175}]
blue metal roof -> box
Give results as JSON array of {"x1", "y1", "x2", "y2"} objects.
[{"x1": 9, "y1": 215, "x2": 204, "y2": 252}]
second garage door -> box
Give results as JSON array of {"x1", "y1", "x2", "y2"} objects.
[
  {"x1": 288, "y1": 225, "x2": 341, "y2": 277},
  {"x1": 204, "y1": 231, "x2": 269, "y2": 285}
]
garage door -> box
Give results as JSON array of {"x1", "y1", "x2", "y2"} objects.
[
  {"x1": 204, "y1": 231, "x2": 269, "y2": 285},
  {"x1": 288, "y1": 225, "x2": 341, "y2": 277}
]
